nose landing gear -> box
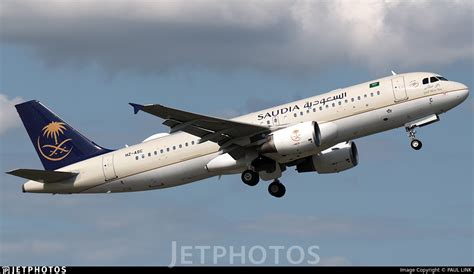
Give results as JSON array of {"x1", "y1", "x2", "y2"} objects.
[{"x1": 406, "y1": 126, "x2": 423, "y2": 150}]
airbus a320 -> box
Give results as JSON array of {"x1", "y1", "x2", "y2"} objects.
[{"x1": 7, "y1": 72, "x2": 469, "y2": 198}]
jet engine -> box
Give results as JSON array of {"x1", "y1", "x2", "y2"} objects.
[
  {"x1": 260, "y1": 121, "x2": 338, "y2": 155},
  {"x1": 296, "y1": 141, "x2": 358, "y2": 174}
]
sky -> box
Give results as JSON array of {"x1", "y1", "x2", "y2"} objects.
[{"x1": 0, "y1": 0, "x2": 473, "y2": 266}]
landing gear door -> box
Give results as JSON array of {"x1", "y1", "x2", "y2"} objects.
[
  {"x1": 391, "y1": 76, "x2": 408, "y2": 102},
  {"x1": 102, "y1": 154, "x2": 117, "y2": 181}
]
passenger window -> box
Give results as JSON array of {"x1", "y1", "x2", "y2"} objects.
[
  {"x1": 313, "y1": 108, "x2": 316, "y2": 112},
  {"x1": 179, "y1": 144, "x2": 182, "y2": 148},
  {"x1": 154, "y1": 151, "x2": 157, "y2": 155},
  {"x1": 267, "y1": 120, "x2": 270, "y2": 125},
  {"x1": 160, "y1": 149, "x2": 163, "y2": 153},
  {"x1": 325, "y1": 104, "x2": 329, "y2": 108},
  {"x1": 357, "y1": 96, "x2": 361, "y2": 100},
  {"x1": 422, "y1": 78, "x2": 429, "y2": 85},
  {"x1": 142, "y1": 155, "x2": 145, "y2": 159},
  {"x1": 173, "y1": 146, "x2": 176, "y2": 150},
  {"x1": 135, "y1": 156, "x2": 139, "y2": 160},
  {"x1": 300, "y1": 111, "x2": 304, "y2": 116},
  {"x1": 351, "y1": 98, "x2": 355, "y2": 102},
  {"x1": 319, "y1": 106, "x2": 323, "y2": 111},
  {"x1": 185, "y1": 142, "x2": 188, "y2": 147},
  {"x1": 338, "y1": 101, "x2": 342, "y2": 105},
  {"x1": 370, "y1": 93, "x2": 374, "y2": 97},
  {"x1": 364, "y1": 94, "x2": 367, "y2": 98},
  {"x1": 430, "y1": 77, "x2": 439, "y2": 83},
  {"x1": 293, "y1": 113, "x2": 297, "y2": 117},
  {"x1": 377, "y1": 91, "x2": 380, "y2": 95},
  {"x1": 167, "y1": 148, "x2": 170, "y2": 152},
  {"x1": 148, "y1": 153, "x2": 151, "y2": 157},
  {"x1": 332, "y1": 103, "x2": 335, "y2": 107},
  {"x1": 192, "y1": 141, "x2": 195, "y2": 145},
  {"x1": 306, "y1": 109, "x2": 310, "y2": 114}
]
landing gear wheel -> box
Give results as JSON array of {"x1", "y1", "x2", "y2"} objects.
[
  {"x1": 241, "y1": 170, "x2": 259, "y2": 186},
  {"x1": 406, "y1": 126, "x2": 423, "y2": 151},
  {"x1": 268, "y1": 180, "x2": 286, "y2": 198},
  {"x1": 410, "y1": 139, "x2": 422, "y2": 150}
]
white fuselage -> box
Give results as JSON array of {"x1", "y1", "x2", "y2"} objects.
[{"x1": 23, "y1": 72, "x2": 469, "y2": 194}]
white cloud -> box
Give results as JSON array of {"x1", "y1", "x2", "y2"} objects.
[
  {"x1": 0, "y1": 94, "x2": 23, "y2": 135},
  {"x1": 0, "y1": 0, "x2": 472, "y2": 74}
]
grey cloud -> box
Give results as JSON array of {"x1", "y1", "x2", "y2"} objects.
[{"x1": 0, "y1": 0, "x2": 472, "y2": 74}]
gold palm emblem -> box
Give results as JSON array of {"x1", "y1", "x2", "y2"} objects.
[
  {"x1": 37, "y1": 121, "x2": 72, "y2": 161},
  {"x1": 42, "y1": 122, "x2": 67, "y2": 145}
]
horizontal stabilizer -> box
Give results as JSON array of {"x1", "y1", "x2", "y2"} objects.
[{"x1": 6, "y1": 169, "x2": 78, "y2": 183}]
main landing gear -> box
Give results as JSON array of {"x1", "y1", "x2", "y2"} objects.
[
  {"x1": 268, "y1": 180, "x2": 286, "y2": 198},
  {"x1": 241, "y1": 169, "x2": 286, "y2": 198},
  {"x1": 241, "y1": 170, "x2": 259, "y2": 186},
  {"x1": 406, "y1": 126, "x2": 423, "y2": 150}
]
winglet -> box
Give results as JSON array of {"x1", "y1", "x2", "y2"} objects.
[{"x1": 129, "y1": 103, "x2": 144, "y2": 114}]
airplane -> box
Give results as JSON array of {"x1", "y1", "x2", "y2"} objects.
[{"x1": 6, "y1": 72, "x2": 469, "y2": 198}]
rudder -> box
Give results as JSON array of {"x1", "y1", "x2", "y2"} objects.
[{"x1": 15, "y1": 100, "x2": 112, "y2": 170}]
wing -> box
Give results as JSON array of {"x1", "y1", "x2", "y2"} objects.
[
  {"x1": 129, "y1": 103, "x2": 269, "y2": 146},
  {"x1": 7, "y1": 169, "x2": 78, "y2": 183}
]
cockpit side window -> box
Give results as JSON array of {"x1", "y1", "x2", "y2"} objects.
[
  {"x1": 437, "y1": 76, "x2": 448, "y2": 81},
  {"x1": 422, "y1": 78, "x2": 429, "y2": 85},
  {"x1": 430, "y1": 77, "x2": 439, "y2": 83}
]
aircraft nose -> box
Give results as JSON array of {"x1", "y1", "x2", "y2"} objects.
[{"x1": 457, "y1": 83, "x2": 469, "y2": 102}]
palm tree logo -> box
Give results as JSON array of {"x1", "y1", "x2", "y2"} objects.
[
  {"x1": 37, "y1": 121, "x2": 72, "y2": 161},
  {"x1": 42, "y1": 122, "x2": 67, "y2": 145},
  {"x1": 290, "y1": 129, "x2": 301, "y2": 142}
]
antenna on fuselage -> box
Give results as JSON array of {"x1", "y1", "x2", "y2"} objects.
[{"x1": 391, "y1": 70, "x2": 397, "y2": 76}]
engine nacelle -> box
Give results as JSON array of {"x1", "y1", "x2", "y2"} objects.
[
  {"x1": 260, "y1": 121, "x2": 338, "y2": 155},
  {"x1": 296, "y1": 141, "x2": 358, "y2": 174}
]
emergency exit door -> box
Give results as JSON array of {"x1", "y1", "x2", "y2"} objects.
[{"x1": 102, "y1": 154, "x2": 117, "y2": 181}]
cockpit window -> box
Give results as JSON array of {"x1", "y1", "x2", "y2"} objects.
[
  {"x1": 437, "y1": 76, "x2": 448, "y2": 81},
  {"x1": 430, "y1": 77, "x2": 439, "y2": 83},
  {"x1": 422, "y1": 78, "x2": 429, "y2": 85}
]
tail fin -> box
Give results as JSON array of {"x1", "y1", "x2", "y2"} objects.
[{"x1": 15, "y1": 100, "x2": 112, "y2": 170}]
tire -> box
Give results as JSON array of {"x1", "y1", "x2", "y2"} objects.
[
  {"x1": 410, "y1": 139, "x2": 422, "y2": 150},
  {"x1": 268, "y1": 181, "x2": 286, "y2": 198},
  {"x1": 241, "y1": 170, "x2": 259, "y2": 186}
]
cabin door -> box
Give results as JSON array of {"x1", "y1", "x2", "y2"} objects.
[{"x1": 391, "y1": 76, "x2": 408, "y2": 102}]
